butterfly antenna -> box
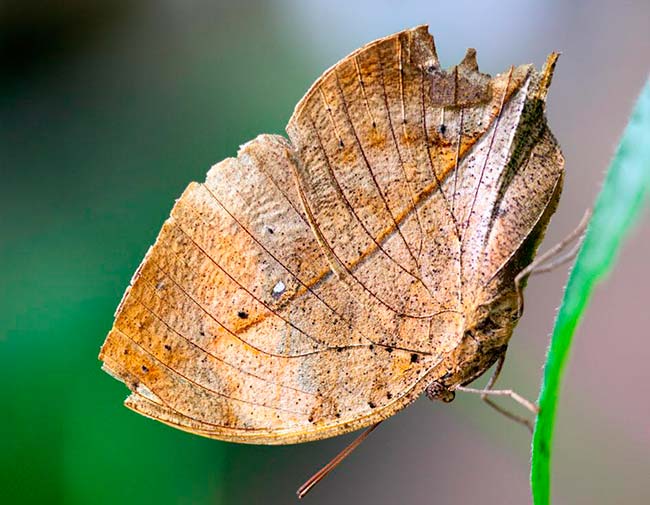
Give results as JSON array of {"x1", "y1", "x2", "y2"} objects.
[{"x1": 296, "y1": 421, "x2": 382, "y2": 499}]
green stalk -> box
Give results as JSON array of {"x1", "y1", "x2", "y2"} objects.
[{"x1": 531, "y1": 77, "x2": 650, "y2": 505}]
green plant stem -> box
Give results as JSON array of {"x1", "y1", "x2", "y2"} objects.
[{"x1": 531, "y1": 77, "x2": 650, "y2": 505}]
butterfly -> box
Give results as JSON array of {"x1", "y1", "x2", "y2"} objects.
[{"x1": 100, "y1": 24, "x2": 564, "y2": 495}]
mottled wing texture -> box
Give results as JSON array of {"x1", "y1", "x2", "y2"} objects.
[{"x1": 100, "y1": 25, "x2": 563, "y2": 444}]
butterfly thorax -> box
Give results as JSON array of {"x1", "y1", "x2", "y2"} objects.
[{"x1": 426, "y1": 288, "x2": 520, "y2": 402}]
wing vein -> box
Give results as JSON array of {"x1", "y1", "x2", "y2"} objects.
[
  {"x1": 461, "y1": 67, "x2": 514, "y2": 247},
  {"x1": 376, "y1": 43, "x2": 426, "y2": 262},
  {"x1": 419, "y1": 68, "x2": 460, "y2": 236},
  {"x1": 115, "y1": 328, "x2": 311, "y2": 416},
  {"x1": 333, "y1": 67, "x2": 423, "y2": 272},
  {"x1": 123, "y1": 289, "x2": 318, "y2": 396},
  {"x1": 305, "y1": 114, "x2": 445, "y2": 318},
  {"x1": 147, "y1": 259, "x2": 339, "y2": 359},
  {"x1": 195, "y1": 184, "x2": 392, "y2": 347},
  {"x1": 171, "y1": 222, "x2": 332, "y2": 349}
]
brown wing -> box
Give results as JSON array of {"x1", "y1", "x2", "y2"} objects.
[
  {"x1": 100, "y1": 26, "x2": 558, "y2": 444},
  {"x1": 100, "y1": 133, "x2": 461, "y2": 444},
  {"x1": 286, "y1": 25, "x2": 537, "y2": 330}
]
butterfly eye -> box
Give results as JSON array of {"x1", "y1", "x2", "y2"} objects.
[{"x1": 463, "y1": 329, "x2": 478, "y2": 343}]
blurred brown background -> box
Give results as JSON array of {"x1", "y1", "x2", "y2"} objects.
[{"x1": 1, "y1": 1, "x2": 648, "y2": 504}]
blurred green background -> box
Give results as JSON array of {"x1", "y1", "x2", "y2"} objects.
[{"x1": 2, "y1": 1, "x2": 648, "y2": 504}]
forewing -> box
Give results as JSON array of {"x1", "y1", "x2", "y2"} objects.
[{"x1": 286, "y1": 26, "x2": 534, "y2": 325}]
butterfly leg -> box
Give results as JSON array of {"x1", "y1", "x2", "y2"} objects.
[
  {"x1": 456, "y1": 354, "x2": 538, "y2": 433},
  {"x1": 296, "y1": 422, "x2": 382, "y2": 499},
  {"x1": 515, "y1": 209, "x2": 591, "y2": 316}
]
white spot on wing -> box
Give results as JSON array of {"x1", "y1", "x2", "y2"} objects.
[{"x1": 272, "y1": 281, "x2": 286, "y2": 298}]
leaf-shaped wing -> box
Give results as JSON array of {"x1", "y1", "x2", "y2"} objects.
[
  {"x1": 100, "y1": 134, "x2": 461, "y2": 444},
  {"x1": 100, "y1": 26, "x2": 562, "y2": 444}
]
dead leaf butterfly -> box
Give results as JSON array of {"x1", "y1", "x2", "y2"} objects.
[{"x1": 100, "y1": 25, "x2": 566, "y2": 497}]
